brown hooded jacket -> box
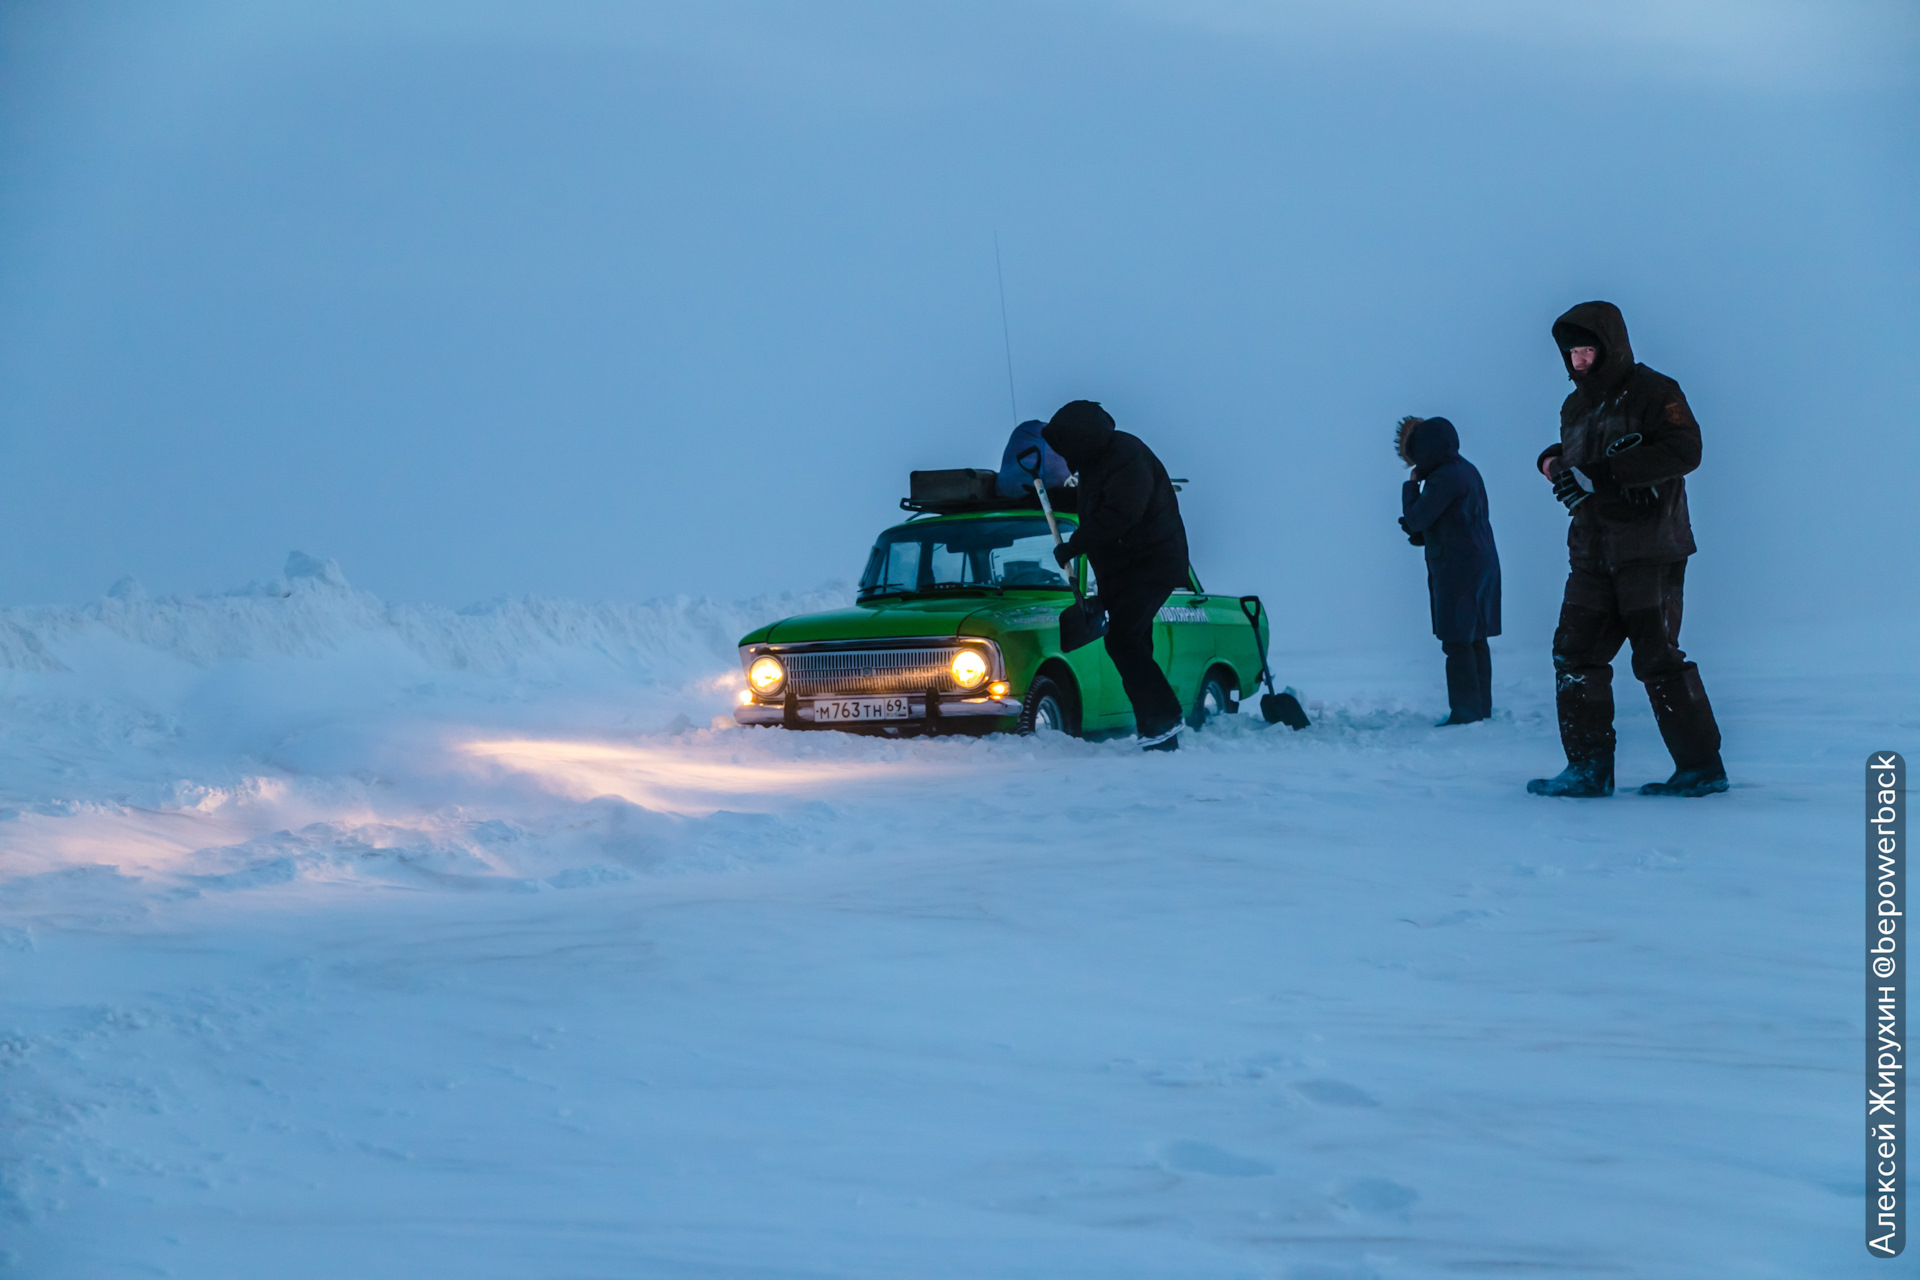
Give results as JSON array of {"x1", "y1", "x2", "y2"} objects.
[{"x1": 1536, "y1": 301, "x2": 1700, "y2": 566}]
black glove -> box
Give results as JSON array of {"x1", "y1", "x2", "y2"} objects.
[
  {"x1": 1550, "y1": 466, "x2": 1590, "y2": 512},
  {"x1": 1570, "y1": 460, "x2": 1657, "y2": 508},
  {"x1": 1052, "y1": 541, "x2": 1076, "y2": 568},
  {"x1": 1601, "y1": 434, "x2": 1657, "y2": 506},
  {"x1": 1398, "y1": 517, "x2": 1424, "y2": 546}
]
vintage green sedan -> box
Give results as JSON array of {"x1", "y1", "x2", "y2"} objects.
[{"x1": 733, "y1": 498, "x2": 1279, "y2": 737}]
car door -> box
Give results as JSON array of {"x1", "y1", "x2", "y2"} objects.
[
  {"x1": 1158, "y1": 570, "x2": 1216, "y2": 714},
  {"x1": 1073, "y1": 562, "x2": 1204, "y2": 732},
  {"x1": 1066, "y1": 558, "x2": 1126, "y2": 730}
]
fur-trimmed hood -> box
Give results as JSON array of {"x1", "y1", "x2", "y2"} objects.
[{"x1": 1403, "y1": 416, "x2": 1459, "y2": 481}]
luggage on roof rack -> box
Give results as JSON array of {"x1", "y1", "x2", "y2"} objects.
[
  {"x1": 909, "y1": 469, "x2": 997, "y2": 506},
  {"x1": 900, "y1": 468, "x2": 1076, "y2": 515}
]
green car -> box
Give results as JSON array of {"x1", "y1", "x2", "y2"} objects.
[{"x1": 733, "y1": 494, "x2": 1277, "y2": 738}]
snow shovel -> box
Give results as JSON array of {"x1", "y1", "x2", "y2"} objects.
[
  {"x1": 1018, "y1": 447, "x2": 1106, "y2": 654},
  {"x1": 1237, "y1": 595, "x2": 1310, "y2": 729}
]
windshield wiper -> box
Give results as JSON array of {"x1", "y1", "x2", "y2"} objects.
[
  {"x1": 917, "y1": 582, "x2": 1004, "y2": 596},
  {"x1": 859, "y1": 582, "x2": 1004, "y2": 600}
]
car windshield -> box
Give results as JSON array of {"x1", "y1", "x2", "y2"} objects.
[{"x1": 859, "y1": 518, "x2": 1071, "y2": 597}]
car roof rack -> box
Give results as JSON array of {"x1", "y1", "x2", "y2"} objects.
[{"x1": 898, "y1": 487, "x2": 1079, "y2": 516}]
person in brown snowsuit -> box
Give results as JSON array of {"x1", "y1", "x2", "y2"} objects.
[{"x1": 1529, "y1": 301, "x2": 1728, "y2": 798}]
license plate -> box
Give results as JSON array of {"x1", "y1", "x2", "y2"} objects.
[{"x1": 813, "y1": 697, "x2": 912, "y2": 722}]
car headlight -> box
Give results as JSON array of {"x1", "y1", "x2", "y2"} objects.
[
  {"x1": 950, "y1": 649, "x2": 989, "y2": 690},
  {"x1": 748, "y1": 655, "x2": 786, "y2": 696}
]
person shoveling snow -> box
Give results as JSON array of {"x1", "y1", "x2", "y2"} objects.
[{"x1": 1042, "y1": 400, "x2": 1192, "y2": 753}]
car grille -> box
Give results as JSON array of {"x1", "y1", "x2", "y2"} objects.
[{"x1": 781, "y1": 646, "x2": 982, "y2": 697}]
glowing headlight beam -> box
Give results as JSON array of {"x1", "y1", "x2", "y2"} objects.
[
  {"x1": 459, "y1": 738, "x2": 946, "y2": 816},
  {"x1": 949, "y1": 649, "x2": 990, "y2": 690},
  {"x1": 747, "y1": 655, "x2": 786, "y2": 696}
]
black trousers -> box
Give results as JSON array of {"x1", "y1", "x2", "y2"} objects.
[
  {"x1": 1551, "y1": 559, "x2": 1721, "y2": 770},
  {"x1": 1100, "y1": 580, "x2": 1184, "y2": 738},
  {"x1": 1440, "y1": 638, "x2": 1492, "y2": 722}
]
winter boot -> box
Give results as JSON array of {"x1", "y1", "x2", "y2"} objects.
[
  {"x1": 1473, "y1": 640, "x2": 1493, "y2": 721},
  {"x1": 1140, "y1": 723, "x2": 1184, "y2": 753},
  {"x1": 1439, "y1": 641, "x2": 1487, "y2": 726},
  {"x1": 1639, "y1": 760, "x2": 1728, "y2": 797},
  {"x1": 1530, "y1": 663, "x2": 1616, "y2": 795},
  {"x1": 1640, "y1": 668, "x2": 1726, "y2": 797},
  {"x1": 1527, "y1": 756, "x2": 1615, "y2": 797}
]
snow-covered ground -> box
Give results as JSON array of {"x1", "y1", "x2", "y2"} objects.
[{"x1": 0, "y1": 556, "x2": 1906, "y2": 1278}]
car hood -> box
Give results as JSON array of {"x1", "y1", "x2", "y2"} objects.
[{"x1": 761, "y1": 596, "x2": 992, "y2": 644}]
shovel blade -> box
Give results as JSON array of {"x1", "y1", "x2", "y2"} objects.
[
  {"x1": 1057, "y1": 601, "x2": 1107, "y2": 654},
  {"x1": 1261, "y1": 691, "x2": 1310, "y2": 730}
]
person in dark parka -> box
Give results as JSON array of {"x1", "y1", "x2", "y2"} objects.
[
  {"x1": 1529, "y1": 300, "x2": 1727, "y2": 798},
  {"x1": 1396, "y1": 416, "x2": 1501, "y2": 725},
  {"x1": 1042, "y1": 400, "x2": 1191, "y2": 751}
]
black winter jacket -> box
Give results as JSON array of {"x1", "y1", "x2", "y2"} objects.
[
  {"x1": 1043, "y1": 411, "x2": 1190, "y2": 594},
  {"x1": 1400, "y1": 418, "x2": 1501, "y2": 643},
  {"x1": 1539, "y1": 301, "x2": 1701, "y2": 567}
]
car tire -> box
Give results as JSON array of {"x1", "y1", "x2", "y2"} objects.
[
  {"x1": 1019, "y1": 674, "x2": 1080, "y2": 737},
  {"x1": 1188, "y1": 669, "x2": 1237, "y2": 730}
]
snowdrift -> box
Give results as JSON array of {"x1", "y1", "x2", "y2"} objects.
[
  {"x1": 0, "y1": 552, "x2": 853, "y2": 897},
  {"x1": 0, "y1": 551, "x2": 849, "y2": 686},
  {"x1": 0, "y1": 557, "x2": 1898, "y2": 1277}
]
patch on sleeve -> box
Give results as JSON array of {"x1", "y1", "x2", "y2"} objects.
[{"x1": 1663, "y1": 398, "x2": 1695, "y2": 427}]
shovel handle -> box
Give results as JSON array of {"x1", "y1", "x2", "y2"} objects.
[
  {"x1": 1033, "y1": 478, "x2": 1063, "y2": 545},
  {"x1": 1018, "y1": 447, "x2": 1064, "y2": 540},
  {"x1": 1238, "y1": 594, "x2": 1278, "y2": 695},
  {"x1": 1029, "y1": 476, "x2": 1091, "y2": 605}
]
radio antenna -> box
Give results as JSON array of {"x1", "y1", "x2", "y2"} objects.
[{"x1": 993, "y1": 231, "x2": 1018, "y2": 423}]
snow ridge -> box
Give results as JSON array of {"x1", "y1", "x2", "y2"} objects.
[{"x1": 0, "y1": 552, "x2": 850, "y2": 684}]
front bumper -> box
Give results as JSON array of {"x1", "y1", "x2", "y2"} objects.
[
  {"x1": 735, "y1": 694, "x2": 1023, "y2": 727},
  {"x1": 735, "y1": 635, "x2": 1018, "y2": 729}
]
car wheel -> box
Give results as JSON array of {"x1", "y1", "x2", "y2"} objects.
[
  {"x1": 1188, "y1": 670, "x2": 1236, "y2": 730},
  {"x1": 1019, "y1": 674, "x2": 1080, "y2": 736}
]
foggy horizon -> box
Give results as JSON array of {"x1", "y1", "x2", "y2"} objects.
[{"x1": 2, "y1": 1, "x2": 1914, "y2": 654}]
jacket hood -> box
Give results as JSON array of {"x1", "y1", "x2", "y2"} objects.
[
  {"x1": 1406, "y1": 416, "x2": 1459, "y2": 477},
  {"x1": 1041, "y1": 400, "x2": 1115, "y2": 472},
  {"x1": 1552, "y1": 300, "x2": 1635, "y2": 396}
]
